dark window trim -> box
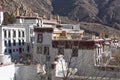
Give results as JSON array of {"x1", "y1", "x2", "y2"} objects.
[
  {"x1": 37, "y1": 34, "x2": 43, "y2": 43},
  {"x1": 72, "y1": 46, "x2": 78, "y2": 57}
]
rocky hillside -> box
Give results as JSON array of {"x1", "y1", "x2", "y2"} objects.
[
  {"x1": 52, "y1": 0, "x2": 120, "y2": 30},
  {"x1": 0, "y1": 0, "x2": 53, "y2": 16},
  {"x1": 0, "y1": 0, "x2": 120, "y2": 36}
]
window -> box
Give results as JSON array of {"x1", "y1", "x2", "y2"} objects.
[
  {"x1": 19, "y1": 40, "x2": 21, "y2": 46},
  {"x1": 5, "y1": 49, "x2": 7, "y2": 53},
  {"x1": 4, "y1": 30, "x2": 7, "y2": 38},
  {"x1": 44, "y1": 46, "x2": 49, "y2": 55},
  {"x1": 37, "y1": 34, "x2": 43, "y2": 43},
  {"x1": 13, "y1": 49, "x2": 15, "y2": 52},
  {"x1": 8, "y1": 31, "x2": 11, "y2": 38},
  {"x1": 58, "y1": 46, "x2": 64, "y2": 55},
  {"x1": 22, "y1": 40, "x2": 24, "y2": 45},
  {"x1": 16, "y1": 49, "x2": 18, "y2": 52},
  {"x1": 46, "y1": 55, "x2": 50, "y2": 61},
  {"x1": 18, "y1": 31, "x2": 21, "y2": 37},
  {"x1": 8, "y1": 40, "x2": 11, "y2": 47},
  {"x1": 4, "y1": 40, "x2": 7, "y2": 46},
  {"x1": 13, "y1": 40, "x2": 16, "y2": 46},
  {"x1": 13, "y1": 30, "x2": 16, "y2": 37},
  {"x1": 37, "y1": 46, "x2": 42, "y2": 54},
  {"x1": 27, "y1": 46, "x2": 30, "y2": 53},
  {"x1": 19, "y1": 47, "x2": 22, "y2": 53},
  {"x1": 9, "y1": 49, "x2": 12, "y2": 55},
  {"x1": 72, "y1": 47, "x2": 78, "y2": 57},
  {"x1": 22, "y1": 31, "x2": 25, "y2": 37}
]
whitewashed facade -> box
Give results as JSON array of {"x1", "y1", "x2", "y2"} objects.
[
  {"x1": 0, "y1": 26, "x2": 26, "y2": 61},
  {"x1": 33, "y1": 27, "x2": 120, "y2": 78},
  {"x1": 0, "y1": 64, "x2": 15, "y2": 80}
]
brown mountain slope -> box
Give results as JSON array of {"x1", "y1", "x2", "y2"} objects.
[
  {"x1": 0, "y1": 0, "x2": 52, "y2": 16},
  {"x1": 52, "y1": 0, "x2": 120, "y2": 30},
  {"x1": 0, "y1": 0, "x2": 120, "y2": 36}
]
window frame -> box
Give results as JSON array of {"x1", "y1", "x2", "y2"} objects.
[
  {"x1": 58, "y1": 45, "x2": 64, "y2": 55},
  {"x1": 72, "y1": 46, "x2": 78, "y2": 57},
  {"x1": 37, "y1": 34, "x2": 43, "y2": 43},
  {"x1": 37, "y1": 46, "x2": 42, "y2": 54},
  {"x1": 13, "y1": 30, "x2": 16, "y2": 37},
  {"x1": 44, "y1": 46, "x2": 49, "y2": 55}
]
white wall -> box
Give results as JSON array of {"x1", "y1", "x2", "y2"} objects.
[
  {"x1": 24, "y1": 19, "x2": 38, "y2": 24},
  {"x1": 33, "y1": 32, "x2": 52, "y2": 64},
  {"x1": 49, "y1": 48, "x2": 120, "y2": 78},
  {"x1": 0, "y1": 64, "x2": 15, "y2": 80},
  {"x1": 0, "y1": 55, "x2": 11, "y2": 64},
  {"x1": 15, "y1": 65, "x2": 42, "y2": 80}
]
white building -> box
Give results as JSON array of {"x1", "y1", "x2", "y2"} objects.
[
  {"x1": 0, "y1": 25, "x2": 26, "y2": 61},
  {"x1": 16, "y1": 16, "x2": 42, "y2": 27},
  {"x1": 33, "y1": 26, "x2": 120, "y2": 78},
  {"x1": 0, "y1": 64, "x2": 15, "y2": 80}
]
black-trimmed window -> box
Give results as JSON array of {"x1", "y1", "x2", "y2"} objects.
[
  {"x1": 46, "y1": 55, "x2": 50, "y2": 61},
  {"x1": 8, "y1": 40, "x2": 11, "y2": 47},
  {"x1": 44, "y1": 46, "x2": 49, "y2": 55},
  {"x1": 19, "y1": 40, "x2": 21, "y2": 46},
  {"x1": 9, "y1": 49, "x2": 12, "y2": 55},
  {"x1": 16, "y1": 49, "x2": 18, "y2": 52},
  {"x1": 4, "y1": 40, "x2": 7, "y2": 46},
  {"x1": 13, "y1": 40, "x2": 16, "y2": 46},
  {"x1": 18, "y1": 31, "x2": 21, "y2": 37},
  {"x1": 8, "y1": 31, "x2": 11, "y2": 38},
  {"x1": 19, "y1": 47, "x2": 22, "y2": 53},
  {"x1": 13, "y1": 49, "x2": 15, "y2": 52},
  {"x1": 27, "y1": 46, "x2": 30, "y2": 53},
  {"x1": 4, "y1": 30, "x2": 7, "y2": 38},
  {"x1": 22, "y1": 40, "x2": 24, "y2": 45},
  {"x1": 5, "y1": 49, "x2": 7, "y2": 53},
  {"x1": 22, "y1": 31, "x2": 25, "y2": 37},
  {"x1": 37, "y1": 34, "x2": 43, "y2": 43},
  {"x1": 72, "y1": 48, "x2": 78, "y2": 57},
  {"x1": 13, "y1": 30, "x2": 16, "y2": 37},
  {"x1": 37, "y1": 46, "x2": 42, "y2": 54},
  {"x1": 58, "y1": 46, "x2": 64, "y2": 55}
]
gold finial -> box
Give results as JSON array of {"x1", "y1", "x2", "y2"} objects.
[
  {"x1": 50, "y1": 14, "x2": 53, "y2": 20},
  {"x1": 30, "y1": 13, "x2": 32, "y2": 17},
  {"x1": 29, "y1": 9, "x2": 32, "y2": 17},
  {"x1": 25, "y1": 10, "x2": 28, "y2": 16},
  {"x1": 34, "y1": 13, "x2": 39, "y2": 17},
  {"x1": 57, "y1": 15, "x2": 61, "y2": 23},
  {"x1": 43, "y1": 15, "x2": 47, "y2": 19},
  {"x1": 99, "y1": 32, "x2": 105, "y2": 39},
  {"x1": 16, "y1": 8, "x2": 20, "y2": 16}
]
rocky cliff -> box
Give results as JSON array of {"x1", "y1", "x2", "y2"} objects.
[{"x1": 0, "y1": 0, "x2": 120, "y2": 35}]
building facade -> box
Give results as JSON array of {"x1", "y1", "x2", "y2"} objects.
[{"x1": 33, "y1": 26, "x2": 120, "y2": 78}]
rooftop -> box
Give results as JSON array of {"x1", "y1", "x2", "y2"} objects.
[{"x1": 0, "y1": 63, "x2": 14, "y2": 67}]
